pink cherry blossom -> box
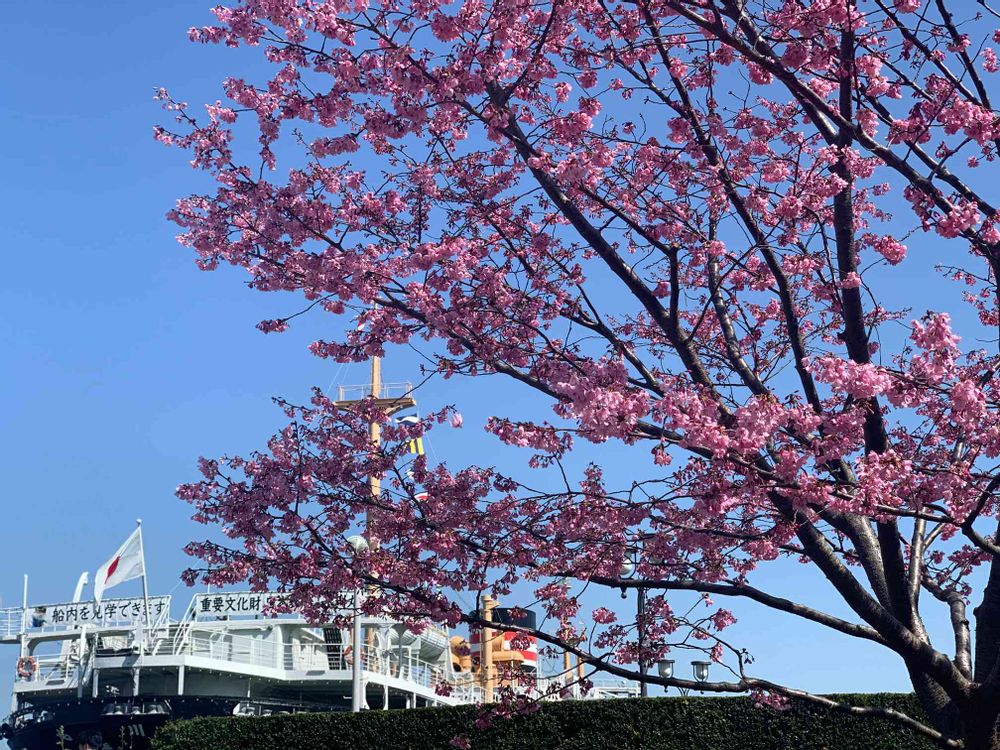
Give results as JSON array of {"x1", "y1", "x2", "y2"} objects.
[{"x1": 160, "y1": 0, "x2": 1000, "y2": 743}]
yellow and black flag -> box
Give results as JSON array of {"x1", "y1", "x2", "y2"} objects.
[{"x1": 397, "y1": 415, "x2": 424, "y2": 456}]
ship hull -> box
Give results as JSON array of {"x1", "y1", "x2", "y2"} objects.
[{"x1": 3, "y1": 696, "x2": 342, "y2": 750}]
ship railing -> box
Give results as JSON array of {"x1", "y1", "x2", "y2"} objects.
[
  {"x1": 531, "y1": 674, "x2": 640, "y2": 700},
  {"x1": 292, "y1": 641, "x2": 486, "y2": 697},
  {"x1": 140, "y1": 630, "x2": 456, "y2": 695},
  {"x1": 282, "y1": 642, "x2": 442, "y2": 683},
  {"x1": 167, "y1": 618, "x2": 196, "y2": 657},
  {"x1": 16, "y1": 654, "x2": 77, "y2": 687},
  {"x1": 282, "y1": 640, "x2": 348, "y2": 672},
  {"x1": 0, "y1": 607, "x2": 24, "y2": 639},
  {"x1": 147, "y1": 629, "x2": 282, "y2": 670},
  {"x1": 336, "y1": 382, "x2": 414, "y2": 402},
  {"x1": 446, "y1": 673, "x2": 480, "y2": 703},
  {"x1": 441, "y1": 674, "x2": 639, "y2": 704}
]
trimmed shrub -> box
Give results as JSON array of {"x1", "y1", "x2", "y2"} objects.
[{"x1": 152, "y1": 694, "x2": 938, "y2": 750}]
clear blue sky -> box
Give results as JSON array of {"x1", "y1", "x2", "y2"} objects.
[{"x1": 0, "y1": 0, "x2": 952, "y2": 702}]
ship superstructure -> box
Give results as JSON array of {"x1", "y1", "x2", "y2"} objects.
[
  {"x1": 0, "y1": 581, "x2": 637, "y2": 749},
  {"x1": 0, "y1": 586, "x2": 474, "y2": 749}
]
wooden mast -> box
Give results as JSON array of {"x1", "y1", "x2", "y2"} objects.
[
  {"x1": 368, "y1": 355, "x2": 382, "y2": 536},
  {"x1": 335, "y1": 353, "x2": 416, "y2": 686},
  {"x1": 334, "y1": 354, "x2": 416, "y2": 526}
]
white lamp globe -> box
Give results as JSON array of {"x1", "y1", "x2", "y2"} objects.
[
  {"x1": 656, "y1": 659, "x2": 675, "y2": 680},
  {"x1": 692, "y1": 660, "x2": 711, "y2": 683}
]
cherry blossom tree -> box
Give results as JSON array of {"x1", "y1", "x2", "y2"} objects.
[{"x1": 160, "y1": 0, "x2": 1000, "y2": 746}]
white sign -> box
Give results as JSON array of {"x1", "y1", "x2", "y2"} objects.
[
  {"x1": 192, "y1": 592, "x2": 289, "y2": 619},
  {"x1": 30, "y1": 596, "x2": 170, "y2": 627}
]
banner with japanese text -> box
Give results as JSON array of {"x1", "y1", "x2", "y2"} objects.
[{"x1": 30, "y1": 596, "x2": 170, "y2": 627}]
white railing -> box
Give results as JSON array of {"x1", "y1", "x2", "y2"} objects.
[
  {"x1": 0, "y1": 608, "x2": 23, "y2": 639},
  {"x1": 336, "y1": 382, "x2": 414, "y2": 402},
  {"x1": 13, "y1": 623, "x2": 637, "y2": 704},
  {"x1": 590, "y1": 677, "x2": 641, "y2": 695},
  {"x1": 281, "y1": 641, "x2": 452, "y2": 694},
  {"x1": 148, "y1": 630, "x2": 282, "y2": 670},
  {"x1": 171, "y1": 619, "x2": 195, "y2": 655},
  {"x1": 149, "y1": 630, "x2": 458, "y2": 695},
  {"x1": 16, "y1": 655, "x2": 77, "y2": 687},
  {"x1": 448, "y1": 674, "x2": 480, "y2": 703}
]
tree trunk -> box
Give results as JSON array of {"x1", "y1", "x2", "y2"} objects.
[
  {"x1": 907, "y1": 667, "x2": 962, "y2": 742},
  {"x1": 962, "y1": 703, "x2": 1000, "y2": 750}
]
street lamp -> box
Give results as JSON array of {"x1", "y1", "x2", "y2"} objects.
[
  {"x1": 692, "y1": 660, "x2": 711, "y2": 684},
  {"x1": 619, "y1": 546, "x2": 648, "y2": 697},
  {"x1": 655, "y1": 659, "x2": 709, "y2": 697},
  {"x1": 346, "y1": 535, "x2": 369, "y2": 712},
  {"x1": 656, "y1": 659, "x2": 674, "y2": 680}
]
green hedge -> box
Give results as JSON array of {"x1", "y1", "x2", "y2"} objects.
[{"x1": 152, "y1": 694, "x2": 939, "y2": 750}]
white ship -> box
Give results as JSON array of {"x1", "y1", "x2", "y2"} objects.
[{"x1": 0, "y1": 573, "x2": 638, "y2": 750}]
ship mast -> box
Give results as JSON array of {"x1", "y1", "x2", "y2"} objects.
[
  {"x1": 368, "y1": 354, "x2": 382, "y2": 518},
  {"x1": 336, "y1": 353, "x2": 417, "y2": 711},
  {"x1": 335, "y1": 354, "x2": 416, "y2": 541}
]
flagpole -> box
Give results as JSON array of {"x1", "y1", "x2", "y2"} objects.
[
  {"x1": 13, "y1": 575, "x2": 26, "y2": 713},
  {"x1": 136, "y1": 519, "x2": 151, "y2": 629},
  {"x1": 20, "y1": 575, "x2": 28, "y2": 655}
]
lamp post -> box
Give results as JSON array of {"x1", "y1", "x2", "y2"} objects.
[
  {"x1": 619, "y1": 546, "x2": 649, "y2": 697},
  {"x1": 346, "y1": 535, "x2": 370, "y2": 712},
  {"x1": 637, "y1": 587, "x2": 647, "y2": 696}
]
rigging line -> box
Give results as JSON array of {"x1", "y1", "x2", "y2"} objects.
[
  {"x1": 321, "y1": 360, "x2": 348, "y2": 399},
  {"x1": 402, "y1": 402, "x2": 466, "y2": 611},
  {"x1": 448, "y1": 587, "x2": 475, "y2": 614},
  {"x1": 424, "y1": 426, "x2": 441, "y2": 464}
]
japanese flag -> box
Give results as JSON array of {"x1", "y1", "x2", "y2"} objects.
[{"x1": 94, "y1": 528, "x2": 145, "y2": 604}]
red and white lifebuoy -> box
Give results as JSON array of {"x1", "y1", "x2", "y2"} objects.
[
  {"x1": 16, "y1": 656, "x2": 36, "y2": 679},
  {"x1": 342, "y1": 646, "x2": 353, "y2": 667}
]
